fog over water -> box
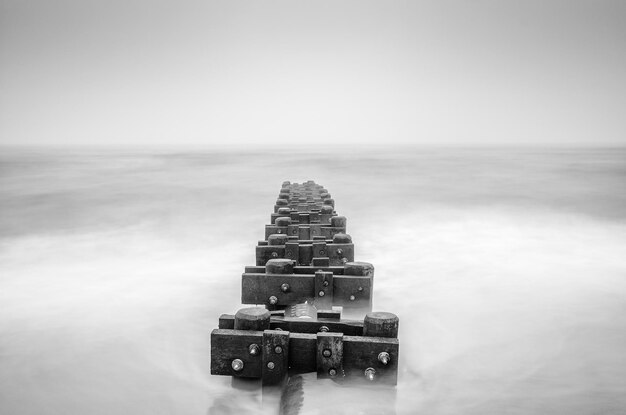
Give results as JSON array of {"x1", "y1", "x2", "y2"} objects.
[{"x1": 1, "y1": 147, "x2": 625, "y2": 414}]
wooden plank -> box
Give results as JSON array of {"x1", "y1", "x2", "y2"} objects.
[
  {"x1": 255, "y1": 246, "x2": 286, "y2": 266},
  {"x1": 265, "y1": 224, "x2": 288, "y2": 239},
  {"x1": 270, "y1": 316, "x2": 363, "y2": 336},
  {"x1": 317, "y1": 332, "x2": 343, "y2": 379},
  {"x1": 327, "y1": 243, "x2": 354, "y2": 265},
  {"x1": 314, "y1": 271, "x2": 333, "y2": 309},
  {"x1": 262, "y1": 330, "x2": 289, "y2": 386},
  {"x1": 218, "y1": 314, "x2": 235, "y2": 329},
  {"x1": 288, "y1": 333, "x2": 315, "y2": 374},
  {"x1": 242, "y1": 273, "x2": 372, "y2": 308},
  {"x1": 343, "y1": 335, "x2": 399, "y2": 385},
  {"x1": 210, "y1": 329, "x2": 262, "y2": 378}
]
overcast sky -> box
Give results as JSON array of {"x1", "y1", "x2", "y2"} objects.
[{"x1": 0, "y1": 0, "x2": 624, "y2": 147}]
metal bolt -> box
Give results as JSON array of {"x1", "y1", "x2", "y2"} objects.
[
  {"x1": 269, "y1": 295, "x2": 278, "y2": 305},
  {"x1": 271, "y1": 252, "x2": 278, "y2": 258},
  {"x1": 329, "y1": 368, "x2": 337, "y2": 377},
  {"x1": 323, "y1": 280, "x2": 329, "y2": 287},
  {"x1": 337, "y1": 249, "x2": 343, "y2": 255},
  {"x1": 342, "y1": 258, "x2": 348, "y2": 264},
  {"x1": 231, "y1": 359, "x2": 244, "y2": 372},
  {"x1": 318, "y1": 290, "x2": 325, "y2": 297},
  {"x1": 281, "y1": 283, "x2": 290, "y2": 293},
  {"x1": 274, "y1": 346, "x2": 283, "y2": 354},
  {"x1": 358, "y1": 286, "x2": 363, "y2": 292},
  {"x1": 319, "y1": 250, "x2": 325, "y2": 255},
  {"x1": 322, "y1": 349, "x2": 332, "y2": 358},
  {"x1": 267, "y1": 362, "x2": 275, "y2": 370},
  {"x1": 349, "y1": 295, "x2": 355, "y2": 301},
  {"x1": 364, "y1": 367, "x2": 376, "y2": 381},
  {"x1": 286, "y1": 252, "x2": 292, "y2": 258},
  {"x1": 248, "y1": 344, "x2": 259, "y2": 356},
  {"x1": 277, "y1": 229, "x2": 282, "y2": 234},
  {"x1": 319, "y1": 326, "x2": 329, "y2": 332},
  {"x1": 378, "y1": 352, "x2": 390, "y2": 365}
]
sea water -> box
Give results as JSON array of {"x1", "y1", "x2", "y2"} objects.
[{"x1": 1, "y1": 146, "x2": 625, "y2": 414}]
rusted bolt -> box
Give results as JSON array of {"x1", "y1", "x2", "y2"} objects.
[
  {"x1": 322, "y1": 349, "x2": 332, "y2": 358},
  {"x1": 329, "y1": 368, "x2": 337, "y2": 377},
  {"x1": 319, "y1": 250, "x2": 326, "y2": 255},
  {"x1": 337, "y1": 249, "x2": 343, "y2": 255},
  {"x1": 268, "y1": 296, "x2": 278, "y2": 305},
  {"x1": 271, "y1": 252, "x2": 278, "y2": 258},
  {"x1": 323, "y1": 280, "x2": 329, "y2": 287},
  {"x1": 364, "y1": 367, "x2": 376, "y2": 381},
  {"x1": 318, "y1": 290, "x2": 325, "y2": 297},
  {"x1": 231, "y1": 359, "x2": 244, "y2": 372},
  {"x1": 267, "y1": 362, "x2": 275, "y2": 370},
  {"x1": 281, "y1": 283, "x2": 290, "y2": 293},
  {"x1": 274, "y1": 346, "x2": 283, "y2": 354},
  {"x1": 319, "y1": 326, "x2": 329, "y2": 332},
  {"x1": 378, "y1": 352, "x2": 390, "y2": 365},
  {"x1": 349, "y1": 295, "x2": 356, "y2": 301},
  {"x1": 248, "y1": 344, "x2": 259, "y2": 356}
]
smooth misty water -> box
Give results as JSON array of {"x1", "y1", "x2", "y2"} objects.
[{"x1": 1, "y1": 147, "x2": 625, "y2": 415}]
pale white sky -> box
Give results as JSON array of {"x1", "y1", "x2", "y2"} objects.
[{"x1": 0, "y1": 0, "x2": 624, "y2": 146}]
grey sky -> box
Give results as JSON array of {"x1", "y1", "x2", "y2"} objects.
[{"x1": 1, "y1": 0, "x2": 624, "y2": 146}]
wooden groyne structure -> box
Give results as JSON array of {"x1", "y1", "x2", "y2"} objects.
[{"x1": 210, "y1": 181, "x2": 400, "y2": 387}]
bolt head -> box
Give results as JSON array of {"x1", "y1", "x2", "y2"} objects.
[
  {"x1": 271, "y1": 252, "x2": 278, "y2": 258},
  {"x1": 267, "y1": 362, "x2": 275, "y2": 370},
  {"x1": 322, "y1": 349, "x2": 332, "y2": 358},
  {"x1": 274, "y1": 346, "x2": 283, "y2": 354},
  {"x1": 268, "y1": 295, "x2": 278, "y2": 305},
  {"x1": 329, "y1": 368, "x2": 337, "y2": 377},
  {"x1": 378, "y1": 352, "x2": 390, "y2": 365},
  {"x1": 318, "y1": 290, "x2": 325, "y2": 297},
  {"x1": 248, "y1": 344, "x2": 259, "y2": 356},
  {"x1": 358, "y1": 286, "x2": 363, "y2": 292},
  {"x1": 231, "y1": 359, "x2": 244, "y2": 372},
  {"x1": 319, "y1": 250, "x2": 326, "y2": 255},
  {"x1": 319, "y1": 326, "x2": 329, "y2": 332},
  {"x1": 349, "y1": 295, "x2": 356, "y2": 301},
  {"x1": 277, "y1": 229, "x2": 282, "y2": 233},
  {"x1": 364, "y1": 367, "x2": 376, "y2": 381},
  {"x1": 337, "y1": 249, "x2": 343, "y2": 255},
  {"x1": 323, "y1": 280, "x2": 329, "y2": 287},
  {"x1": 281, "y1": 283, "x2": 290, "y2": 292}
]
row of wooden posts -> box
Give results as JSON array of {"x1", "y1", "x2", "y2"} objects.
[{"x1": 210, "y1": 181, "x2": 400, "y2": 386}]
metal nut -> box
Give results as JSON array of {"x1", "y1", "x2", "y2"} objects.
[
  {"x1": 322, "y1": 349, "x2": 332, "y2": 358},
  {"x1": 269, "y1": 295, "x2": 278, "y2": 305},
  {"x1": 329, "y1": 368, "x2": 337, "y2": 377},
  {"x1": 318, "y1": 290, "x2": 325, "y2": 297},
  {"x1": 337, "y1": 249, "x2": 343, "y2": 255},
  {"x1": 274, "y1": 346, "x2": 283, "y2": 354},
  {"x1": 271, "y1": 252, "x2": 278, "y2": 258},
  {"x1": 281, "y1": 283, "x2": 290, "y2": 293},
  {"x1": 349, "y1": 295, "x2": 355, "y2": 301},
  {"x1": 267, "y1": 362, "x2": 275, "y2": 370},
  {"x1": 248, "y1": 344, "x2": 259, "y2": 356},
  {"x1": 319, "y1": 326, "x2": 329, "y2": 332},
  {"x1": 364, "y1": 367, "x2": 376, "y2": 381}
]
